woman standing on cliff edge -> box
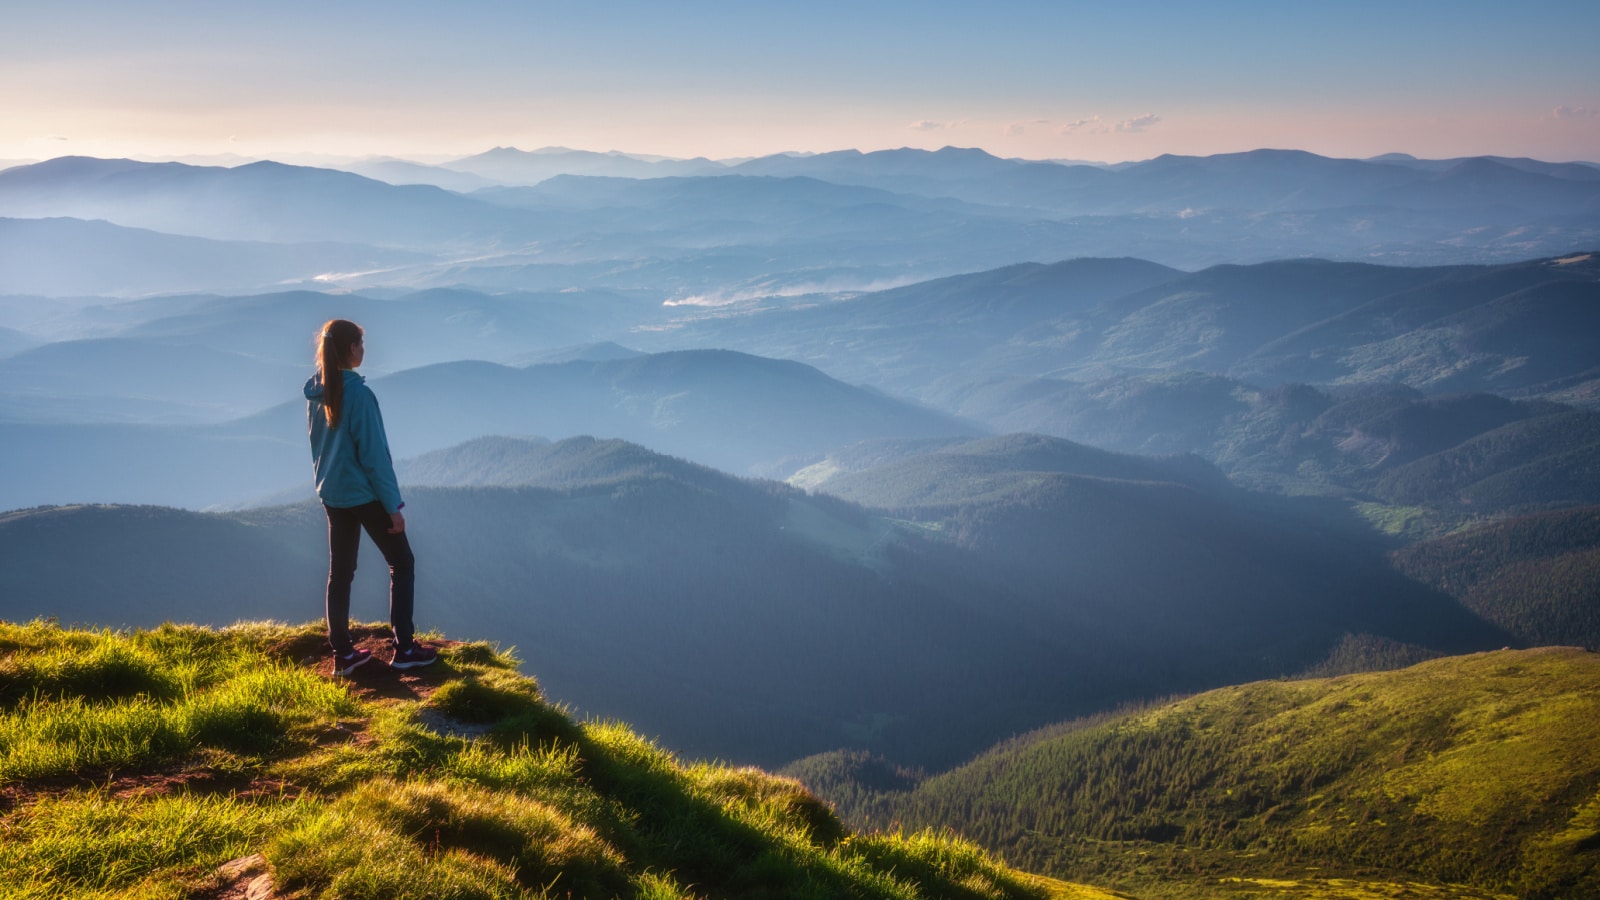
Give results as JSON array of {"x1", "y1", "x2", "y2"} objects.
[{"x1": 305, "y1": 319, "x2": 437, "y2": 675}]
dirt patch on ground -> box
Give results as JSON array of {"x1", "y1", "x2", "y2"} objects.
[{"x1": 298, "y1": 626, "x2": 465, "y2": 704}]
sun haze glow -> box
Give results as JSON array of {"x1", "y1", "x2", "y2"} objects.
[{"x1": 2, "y1": 0, "x2": 1597, "y2": 165}]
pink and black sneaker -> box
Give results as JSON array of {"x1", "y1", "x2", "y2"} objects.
[
  {"x1": 334, "y1": 647, "x2": 373, "y2": 676},
  {"x1": 391, "y1": 642, "x2": 438, "y2": 670}
]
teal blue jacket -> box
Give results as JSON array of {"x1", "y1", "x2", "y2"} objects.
[{"x1": 304, "y1": 370, "x2": 405, "y2": 513}]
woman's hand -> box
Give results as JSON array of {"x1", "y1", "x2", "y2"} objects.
[{"x1": 388, "y1": 511, "x2": 406, "y2": 534}]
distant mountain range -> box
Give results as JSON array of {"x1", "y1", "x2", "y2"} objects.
[
  {"x1": 6, "y1": 250, "x2": 1597, "y2": 530},
  {"x1": 0, "y1": 434, "x2": 1509, "y2": 768},
  {"x1": 679, "y1": 252, "x2": 1600, "y2": 398},
  {"x1": 0, "y1": 348, "x2": 976, "y2": 509},
  {"x1": 0, "y1": 217, "x2": 425, "y2": 297},
  {"x1": 0, "y1": 156, "x2": 545, "y2": 249},
  {"x1": 2, "y1": 147, "x2": 1596, "y2": 297},
  {"x1": 441, "y1": 146, "x2": 728, "y2": 185}
]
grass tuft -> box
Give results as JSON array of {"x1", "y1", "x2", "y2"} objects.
[{"x1": 0, "y1": 620, "x2": 1058, "y2": 900}]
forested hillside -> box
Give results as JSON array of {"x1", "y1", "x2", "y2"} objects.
[
  {"x1": 789, "y1": 648, "x2": 1600, "y2": 900},
  {"x1": 1392, "y1": 506, "x2": 1600, "y2": 648}
]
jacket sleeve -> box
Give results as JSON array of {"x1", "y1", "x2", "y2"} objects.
[{"x1": 349, "y1": 386, "x2": 405, "y2": 514}]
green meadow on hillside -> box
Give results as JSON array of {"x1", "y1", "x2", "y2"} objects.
[
  {"x1": 792, "y1": 649, "x2": 1600, "y2": 900},
  {"x1": 0, "y1": 619, "x2": 1108, "y2": 900}
]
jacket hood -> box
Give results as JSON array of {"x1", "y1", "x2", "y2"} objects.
[{"x1": 303, "y1": 369, "x2": 365, "y2": 400}]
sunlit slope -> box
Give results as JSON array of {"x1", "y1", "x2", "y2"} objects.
[
  {"x1": 0, "y1": 619, "x2": 1071, "y2": 900},
  {"x1": 796, "y1": 648, "x2": 1600, "y2": 899}
]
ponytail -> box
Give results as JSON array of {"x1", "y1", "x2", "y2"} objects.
[{"x1": 315, "y1": 319, "x2": 364, "y2": 428}]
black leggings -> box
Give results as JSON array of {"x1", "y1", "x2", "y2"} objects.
[{"x1": 324, "y1": 501, "x2": 415, "y2": 654}]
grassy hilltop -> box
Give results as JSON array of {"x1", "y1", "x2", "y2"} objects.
[
  {"x1": 791, "y1": 649, "x2": 1600, "y2": 900},
  {"x1": 0, "y1": 619, "x2": 1108, "y2": 900}
]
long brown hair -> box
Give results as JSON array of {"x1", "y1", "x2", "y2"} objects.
[{"x1": 316, "y1": 319, "x2": 364, "y2": 428}]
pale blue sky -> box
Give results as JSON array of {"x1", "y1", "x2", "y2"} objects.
[{"x1": 3, "y1": 0, "x2": 1596, "y2": 163}]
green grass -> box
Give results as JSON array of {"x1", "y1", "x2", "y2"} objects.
[
  {"x1": 1350, "y1": 501, "x2": 1444, "y2": 541},
  {"x1": 800, "y1": 648, "x2": 1600, "y2": 900},
  {"x1": 0, "y1": 619, "x2": 1060, "y2": 900}
]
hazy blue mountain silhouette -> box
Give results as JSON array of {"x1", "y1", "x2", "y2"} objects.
[
  {"x1": 1370, "y1": 153, "x2": 1600, "y2": 181},
  {"x1": 110, "y1": 287, "x2": 651, "y2": 369},
  {"x1": 660, "y1": 256, "x2": 1183, "y2": 393},
  {"x1": 0, "y1": 156, "x2": 547, "y2": 247},
  {"x1": 0, "y1": 216, "x2": 422, "y2": 297},
  {"x1": 726, "y1": 146, "x2": 1600, "y2": 217},
  {"x1": 444, "y1": 146, "x2": 727, "y2": 184},
  {"x1": 335, "y1": 156, "x2": 500, "y2": 192},
  {"x1": 0, "y1": 337, "x2": 304, "y2": 423},
  {"x1": 677, "y1": 252, "x2": 1600, "y2": 400},
  {"x1": 6, "y1": 150, "x2": 1596, "y2": 299},
  {"x1": 0, "y1": 325, "x2": 38, "y2": 357},
  {"x1": 0, "y1": 348, "x2": 980, "y2": 510},
  {"x1": 508, "y1": 341, "x2": 646, "y2": 366}
]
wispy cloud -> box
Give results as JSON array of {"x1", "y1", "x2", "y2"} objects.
[
  {"x1": 1058, "y1": 113, "x2": 1161, "y2": 136},
  {"x1": 1115, "y1": 113, "x2": 1161, "y2": 132},
  {"x1": 663, "y1": 276, "x2": 922, "y2": 308},
  {"x1": 1552, "y1": 105, "x2": 1599, "y2": 120},
  {"x1": 910, "y1": 120, "x2": 952, "y2": 131}
]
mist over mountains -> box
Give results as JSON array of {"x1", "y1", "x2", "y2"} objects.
[
  {"x1": 0, "y1": 434, "x2": 1509, "y2": 768},
  {"x1": 3, "y1": 142, "x2": 1598, "y2": 806},
  {"x1": 2, "y1": 146, "x2": 1595, "y2": 299}
]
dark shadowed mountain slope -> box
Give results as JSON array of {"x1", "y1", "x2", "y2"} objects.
[
  {"x1": 1234, "y1": 252, "x2": 1600, "y2": 390},
  {"x1": 1392, "y1": 507, "x2": 1600, "y2": 648},
  {"x1": 790, "y1": 648, "x2": 1600, "y2": 900},
  {"x1": 0, "y1": 437, "x2": 1506, "y2": 768},
  {"x1": 1076, "y1": 258, "x2": 1448, "y2": 374},
  {"x1": 0, "y1": 217, "x2": 423, "y2": 297},
  {"x1": 932, "y1": 371, "x2": 1600, "y2": 529},
  {"x1": 1367, "y1": 406, "x2": 1600, "y2": 513}
]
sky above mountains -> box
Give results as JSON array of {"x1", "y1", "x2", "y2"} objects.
[{"x1": 3, "y1": 0, "x2": 1597, "y2": 165}]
